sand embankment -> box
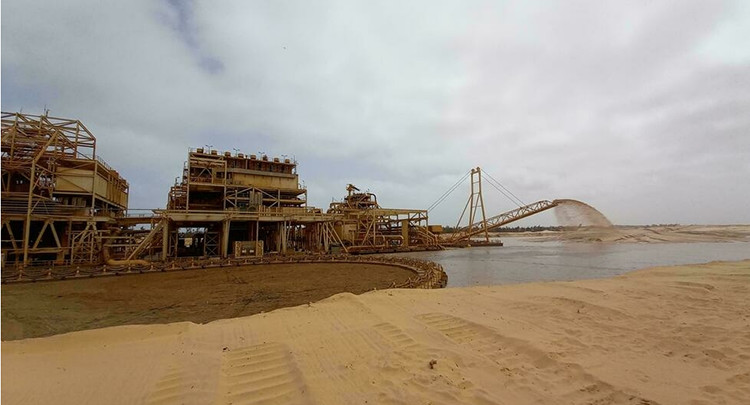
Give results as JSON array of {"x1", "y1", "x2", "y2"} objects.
[
  {"x1": 504, "y1": 224, "x2": 750, "y2": 243},
  {"x1": 3, "y1": 260, "x2": 750, "y2": 404}
]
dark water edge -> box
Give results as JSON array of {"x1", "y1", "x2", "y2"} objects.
[{"x1": 396, "y1": 238, "x2": 750, "y2": 287}]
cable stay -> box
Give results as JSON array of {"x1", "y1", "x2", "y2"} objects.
[
  {"x1": 444, "y1": 166, "x2": 557, "y2": 244},
  {"x1": 482, "y1": 170, "x2": 526, "y2": 207},
  {"x1": 426, "y1": 170, "x2": 471, "y2": 212}
]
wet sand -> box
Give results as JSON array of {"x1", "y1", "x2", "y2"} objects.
[
  {"x1": 1, "y1": 262, "x2": 413, "y2": 341},
  {"x1": 3, "y1": 259, "x2": 749, "y2": 404}
]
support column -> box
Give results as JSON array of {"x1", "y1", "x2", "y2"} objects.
[
  {"x1": 161, "y1": 219, "x2": 169, "y2": 260},
  {"x1": 221, "y1": 219, "x2": 231, "y2": 258},
  {"x1": 50, "y1": 221, "x2": 65, "y2": 264},
  {"x1": 248, "y1": 220, "x2": 254, "y2": 241},
  {"x1": 401, "y1": 219, "x2": 410, "y2": 247},
  {"x1": 469, "y1": 168, "x2": 476, "y2": 233},
  {"x1": 22, "y1": 163, "x2": 36, "y2": 267},
  {"x1": 476, "y1": 167, "x2": 490, "y2": 242},
  {"x1": 278, "y1": 221, "x2": 287, "y2": 255},
  {"x1": 255, "y1": 221, "x2": 261, "y2": 256}
]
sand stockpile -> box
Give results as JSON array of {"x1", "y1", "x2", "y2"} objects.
[{"x1": 3, "y1": 260, "x2": 750, "y2": 404}]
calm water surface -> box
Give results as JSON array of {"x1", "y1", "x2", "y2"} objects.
[{"x1": 398, "y1": 238, "x2": 750, "y2": 287}]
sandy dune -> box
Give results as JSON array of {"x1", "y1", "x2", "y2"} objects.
[{"x1": 3, "y1": 260, "x2": 750, "y2": 405}]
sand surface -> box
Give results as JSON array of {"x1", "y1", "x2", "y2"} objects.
[
  {"x1": 505, "y1": 224, "x2": 750, "y2": 243},
  {"x1": 1, "y1": 262, "x2": 413, "y2": 341},
  {"x1": 3, "y1": 260, "x2": 750, "y2": 405}
]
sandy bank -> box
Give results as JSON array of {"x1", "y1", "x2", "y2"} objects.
[
  {"x1": 3, "y1": 260, "x2": 750, "y2": 404},
  {"x1": 504, "y1": 224, "x2": 750, "y2": 243}
]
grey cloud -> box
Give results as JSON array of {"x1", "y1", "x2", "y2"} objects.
[{"x1": 2, "y1": 0, "x2": 749, "y2": 225}]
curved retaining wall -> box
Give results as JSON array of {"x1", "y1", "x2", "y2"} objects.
[{"x1": 1, "y1": 255, "x2": 448, "y2": 289}]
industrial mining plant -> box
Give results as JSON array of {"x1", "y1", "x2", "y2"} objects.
[
  {"x1": 0, "y1": 112, "x2": 444, "y2": 271},
  {"x1": 1, "y1": 111, "x2": 583, "y2": 278}
]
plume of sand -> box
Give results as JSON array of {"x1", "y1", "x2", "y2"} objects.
[{"x1": 553, "y1": 199, "x2": 613, "y2": 228}]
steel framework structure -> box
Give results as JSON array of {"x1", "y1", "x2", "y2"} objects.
[
  {"x1": 157, "y1": 148, "x2": 339, "y2": 260},
  {"x1": 449, "y1": 200, "x2": 559, "y2": 242},
  {"x1": 446, "y1": 167, "x2": 560, "y2": 243},
  {"x1": 1, "y1": 111, "x2": 449, "y2": 270},
  {"x1": 451, "y1": 168, "x2": 490, "y2": 242},
  {"x1": 1, "y1": 112, "x2": 129, "y2": 267},
  {"x1": 327, "y1": 185, "x2": 440, "y2": 253}
]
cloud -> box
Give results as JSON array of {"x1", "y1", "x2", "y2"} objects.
[{"x1": 3, "y1": 0, "x2": 749, "y2": 225}]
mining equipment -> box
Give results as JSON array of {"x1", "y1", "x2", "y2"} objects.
[
  {"x1": 327, "y1": 184, "x2": 441, "y2": 253},
  {"x1": 159, "y1": 147, "x2": 343, "y2": 259},
  {"x1": 1, "y1": 112, "x2": 129, "y2": 267},
  {"x1": 433, "y1": 167, "x2": 561, "y2": 246},
  {"x1": 1, "y1": 112, "x2": 442, "y2": 269},
  {"x1": 2, "y1": 111, "x2": 576, "y2": 271}
]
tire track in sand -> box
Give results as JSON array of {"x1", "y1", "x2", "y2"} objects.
[
  {"x1": 371, "y1": 322, "x2": 421, "y2": 352},
  {"x1": 292, "y1": 320, "x2": 502, "y2": 404},
  {"x1": 370, "y1": 322, "x2": 500, "y2": 404},
  {"x1": 214, "y1": 342, "x2": 308, "y2": 405},
  {"x1": 416, "y1": 313, "x2": 659, "y2": 405},
  {"x1": 145, "y1": 364, "x2": 203, "y2": 405},
  {"x1": 144, "y1": 334, "x2": 216, "y2": 405}
]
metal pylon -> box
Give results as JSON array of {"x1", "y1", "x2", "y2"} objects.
[{"x1": 454, "y1": 167, "x2": 490, "y2": 242}]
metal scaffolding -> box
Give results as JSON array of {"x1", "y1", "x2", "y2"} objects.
[
  {"x1": 2, "y1": 112, "x2": 444, "y2": 269},
  {"x1": 327, "y1": 184, "x2": 440, "y2": 253},
  {"x1": 1, "y1": 112, "x2": 128, "y2": 267}
]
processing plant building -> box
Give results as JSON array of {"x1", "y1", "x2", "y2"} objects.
[
  {"x1": 1, "y1": 112, "x2": 129, "y2": 266},
  {"x1": 1, "y1": 112, "x2": 440, "y2": 268}
]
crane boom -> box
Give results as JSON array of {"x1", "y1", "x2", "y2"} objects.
[{"x1": 450, "y1": 199, "x2": 559, "y2": 242}]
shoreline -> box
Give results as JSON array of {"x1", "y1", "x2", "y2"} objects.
[
  {"x1": 3, "y1": 259, "x2": 749, "y2": 404},
  {"x1": 495, "y1": 224, "x2": 750, "y2": 243}
]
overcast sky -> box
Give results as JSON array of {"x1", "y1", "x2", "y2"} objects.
[{"x1": 3, "y1": 0, "x2": 749, "y2": 225}]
